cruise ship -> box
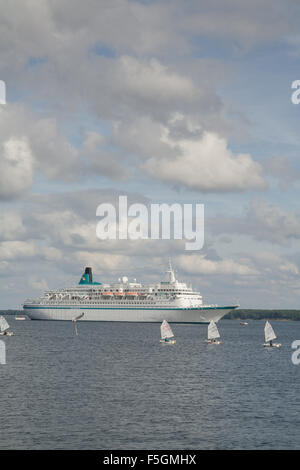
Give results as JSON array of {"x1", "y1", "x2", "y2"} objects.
[{"x1": 23, "y1": 264, "x2": 238, "y2": 323}]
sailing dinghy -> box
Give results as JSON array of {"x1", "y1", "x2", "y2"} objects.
[
  {"x1": 0, "y1": 316, "x2": 14, "y2": 336},
  {"x1": 264, "y1": 321, "x2": 281, "y2": 348},
  {"x1": 72, "y1": 312, "x2": 84, "y2": 335},
  {"x1": 160, "y1": 319, "x2": 176, "y2": 344},
  {"x1": 206, "y1": 320, "x2": 221, "y2": 344}
]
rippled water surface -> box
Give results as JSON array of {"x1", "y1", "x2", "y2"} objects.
[{"x1": 0, "y1": 319, "x2": 299, "y2": 449}]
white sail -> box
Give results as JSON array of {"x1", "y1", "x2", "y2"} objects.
[
  {"x1": 72, "y1": 312, "x2": 84, "y2": 322},
  {"x1": 160, "y1": 320, "x2": 174, "y2": 339},
  {"x1": 264, "y1": 321, "x2": 276, "y2": 342},
  {"x1": 208, "y1": 320, "x2": 220, "y2": 340},
  {"x1": 0, "y1": 316, "x2": 10, "y2": 333},
  {"x1": 72, "y1": 312, "x2": 84, "y2": 336}
]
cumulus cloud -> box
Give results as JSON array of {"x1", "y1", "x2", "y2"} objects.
[
  {"x1": 0, "y1": 241, "x2": 37, "y2": 260},
  {"x1": 112, "y1": 116, "x2": 175, "y2": 160},
  {"x1": 248, "y1": 200, "x2": 300, "y2": 244},
  {"x1": 0, "y1": 212, "x2": 26, "y2": 241},
  {"x1": 0, "y1": 0, "x2": 297, "y2": 77},
  {"x1": 82, "y1": 131, "x2": 129, "y2": 181},
  {"x1": 179, "y1": 0, "x2": 298, "y2": 48},
  {"x1": 1, "y1": 3, "x2": 262, "y2": 197},
  {"x1": 28, "y1": 277, "x2": 49, "y2": 291},
  {"x1": 210, "y1": 199, "x2": 300, "y2": 245},
  {"x1": 76, "y1": 54, "x2": 219, "y2": 124},
  {"x1": 251, "y1": 251, "x2": 299, "y2": 276},
  {"x1": 0, "y1": 138, "x2": 34, "y2": 199},
  {"x1": 263, "y1": 156, "x2": 300, "y2": 190},
  {"x1": 82, "y1": 131, "x2": 105, "y2": 152},
  {"x1": 176, "y1": 254, "x2": 257, "y2": 276},
  {"x1": 0, "y1": 240, "x2": 62, "y2": 262},
  {"x1": 111, "y1": 55, "x2": 198, "y2": 104},
  {"x1": 29, "y1": 118, "x2": 80, "y2": 180},
  {"x1": 143, "y1": 129, "x2": 266, "y2": 192},
  {"x1": 0, "y1": 105, "x2": 81, "y2": 198},
  {"x1": 74, "y1": 251, "x2": 131, "y2": 274}
]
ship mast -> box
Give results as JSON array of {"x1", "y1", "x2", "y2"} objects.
[{"x1": 166, "y1": 258, "x2": 176, "y2": 283}]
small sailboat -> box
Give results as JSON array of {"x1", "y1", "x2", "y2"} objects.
[
  {"x1": 264, "y1": 321, "x2": 281, "y2": 348},
  {"x1": 0, "y1": 316, "x2": 14, "y2": 336},
  {"x1": 160, "y1": 319, "x2": 176, "y2": 344},
  {"x1": 206, "y1": 320, "x2": 221, "y2": 344},
  {"x1": 72, "y1": 312, "x2": 84, "y2": 336}
]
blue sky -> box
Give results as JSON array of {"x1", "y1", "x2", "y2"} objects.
[{"x1": 1, "y1": 0, "x2": 300, "y2": 309}]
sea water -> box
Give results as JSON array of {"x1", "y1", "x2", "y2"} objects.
[{"x1": 0, "y1": 319, "x2": 299, "y2": 449}]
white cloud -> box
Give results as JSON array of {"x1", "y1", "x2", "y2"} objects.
[
  {"x1": 248, "y1": 200, "x2": 300, "y2": 244},
  {"x1": 82, "y1": 131, "x2": 129, "y2": 181},
  {"x1": 0, "y1": 104, "x2": 84, "y2": 199},
  {"x1": 209, "y1": 199, "x2": 300, "y2": 246},
  {"x1": 0, "y1": 212, "x2": 26, "y2": 240},
  {"x1": 79, "y1": 55, "x2": 212, "y2": 124},
  {"x1": 263, "y1": 156, "x2": 300, "y2": 189},
  {"x1": 74, "y1": 250, "x2": 131, "y2": 274},
  {"x1": 82, "y1": 131, "x2": 105, "y2": 152},
  {"x1": 0, "y1": 240, "x2": 62, "y2": 262},
  {"x1": 29, "y1": 118, "x2": 80, "y2": 180},
  {"x1": 112, "y1": 115, "x2": 173, "y2": 160},
  {"x1": 179, "y1": 0, "x2": 297, "y2": 47},
  {"x1": 143, "y1": 129, "x2": 266, "y2": 192},
  {"x1": 0, "y1": 138, "x2": 34, "y2": 199},
  {"x1": 176, "y1": 254, "x2": 257, "y2": 276},
  {"x1": 114, "y1": 55, "x2": 198, "y2": 104},
  {"x1": 0, "y1": 0, "x2": 296, "y2": 77},
  {"x1": 28, "y1": 277, "x2": 49, "y2": 291},
  {"x1": 41, "y1": 246, "x2": 62, "y2": 261},
  {"x1": 250, "y1": 251, "x2": 299, "y2": 275},
  {"x1": 0, "y1": 241, "x2": 37, "y2": 260}
]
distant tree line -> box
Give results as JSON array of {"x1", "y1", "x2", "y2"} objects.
[
  {"x1": 225, "y1": 309, "x2": 300, "y2": 321},
  {"x1": 0, "y1": 310, "x2": 23, "y2": 315}
]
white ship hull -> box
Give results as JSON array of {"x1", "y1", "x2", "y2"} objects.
[{"x1": 23, "y1": 305, "x2": 235, "y2": 323}]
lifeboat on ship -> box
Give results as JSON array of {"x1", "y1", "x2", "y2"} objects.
[
  {"x1": 101, "y1": 291, "x2": 114, "y2": 298},
  {"x1": 114, "y1": 291, "x2": 124, "y2": 298},
  {"x1": 125, "y1": 292, "x2": 138, "y2": 298},
  {"x1": 138, "y1": 292, "x2": 147, "y2": 299}
]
